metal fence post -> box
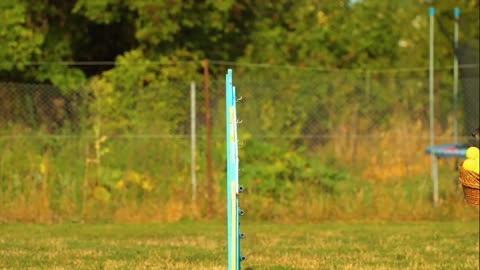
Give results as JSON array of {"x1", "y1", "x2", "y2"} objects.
[
  {"x1": 453, "y1": 8, "x2": 460, "y2": 145},
  {"x1": 191, "y1": 81, "x2": 197, "y2": 201},
  {"x1": 204, "y1": 59, "x2": 214, "y2": 217},
  {"x1": 429, "y1": 7, "x2": 439, "y2": 207}
]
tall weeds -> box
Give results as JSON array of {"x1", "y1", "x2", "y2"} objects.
[{"x1": 0, "y1": 117, "x2": 477, "y2": 223}]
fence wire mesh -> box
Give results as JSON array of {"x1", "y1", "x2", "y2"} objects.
[{"x1": 0, "y1": 62, "x2": 478, "y2": 222}]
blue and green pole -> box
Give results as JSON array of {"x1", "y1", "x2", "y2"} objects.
[{"x1": 226, "y1": 69, "x2": 245, "y2": 269}]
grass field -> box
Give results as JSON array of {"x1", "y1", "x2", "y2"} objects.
[{"x1": 0, "y1": 221, "x2": 478, "y2": 270}]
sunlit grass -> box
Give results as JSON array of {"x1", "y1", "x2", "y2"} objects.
[{"x1": 0, "y1": 221, "x2": 478, "y2": 269}]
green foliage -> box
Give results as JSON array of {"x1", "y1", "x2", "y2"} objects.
[
  {"x1": 36, "y1": 65, "x2": 87, "y2": 95},
  {"x1": 0, "y1": 3, "x2": 43, "y2": 70},
  {"x1": 87, "y1": 49, "x2": 201, "y2": 135},
  {"x1": 241, "y1": 137, "x2": 350, "y2": 198},
  {"x1": 72, "y1": 0, "x2": 246, "y2": 60},
  {"x1": 73, "y1": 0, "x2": 123, "y2": 24}
]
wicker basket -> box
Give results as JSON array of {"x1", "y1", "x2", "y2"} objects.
[{"x1": 458, "y1": 162, "x2": 480, "y2": 206}]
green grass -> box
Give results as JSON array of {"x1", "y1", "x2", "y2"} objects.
[{"x1": 0, "y1": 221, "x2": 478, "y2": 270}]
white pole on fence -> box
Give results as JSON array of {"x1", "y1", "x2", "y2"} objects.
[
  {"x1": 429, "y1": 7, "x2": 439, "y2": 207},
  {"x1": 453, "y1": 8, "x2": 460, "y2": 144},
  {"x1": 191, "y1": 81, "x2": 197, "y2": 201}
]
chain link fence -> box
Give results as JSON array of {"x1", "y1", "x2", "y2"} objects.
[{"x1": 0, "y1": 62, "x2": 478, "y2": 221}]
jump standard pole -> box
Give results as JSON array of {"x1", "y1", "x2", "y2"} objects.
[{"x1": 226, "y1": 69, "x2": 246, "y2": 270}]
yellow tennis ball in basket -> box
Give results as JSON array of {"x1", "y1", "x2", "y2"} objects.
[
  {"x1": 472, "y1": 162, "x2": 480, "y2": 174},
  {"x1": 466, "y1": 147, "x2": 479, "y2": 160},
  {"x1": 463, "y1": 159, "x2": 479, "y2": 174}
]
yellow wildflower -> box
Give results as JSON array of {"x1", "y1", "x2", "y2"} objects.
[
  {"x1": 100, "y1": 135, "x2": 108, "y2": 143},
  {"x1": 93, "y1": 186, "x2": 111, "y2": 202},
  {"x1": 39, "y1": 160, "x2": 47, "y2": 175},
  {"x1": 115, "y1": 180, "x2": 126, "y2": 190},
  {"x1": 141, "y1": 181, "x2": 153, "y2": 192}
]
